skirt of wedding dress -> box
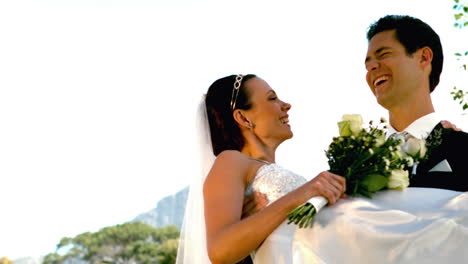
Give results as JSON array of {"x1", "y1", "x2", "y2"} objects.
[{"x1": 254, "y1": 188, "x2": 468, "y2": 264}]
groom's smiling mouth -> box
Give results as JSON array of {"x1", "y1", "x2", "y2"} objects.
[
  {"x1": 373, "y1": 75, "x2": 391, "y2": 92},
  {"x1": 373, "y1": 75, "x2": 390, "y2": 88}
]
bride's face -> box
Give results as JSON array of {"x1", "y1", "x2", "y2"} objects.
[{"x1": 243, "y1": 78, "x2": 293, "y2": 142}]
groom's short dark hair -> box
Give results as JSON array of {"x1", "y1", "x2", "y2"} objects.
[{"x1": 366, "y1": 15, "x2": 443, "y2": 93}]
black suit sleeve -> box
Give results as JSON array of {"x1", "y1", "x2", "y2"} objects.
[{"x1": 446, "y1": 129, "x2": 468, "y2": 180}]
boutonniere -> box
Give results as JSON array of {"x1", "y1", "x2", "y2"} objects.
[{"x1": 425, "y1": 124, "x2": 444, "y2": 157}]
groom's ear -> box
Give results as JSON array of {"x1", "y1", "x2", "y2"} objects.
[
  {"x1": 232, "y1": 109, "x2": 252, "y2": 129},
  {"x1": 418, "y1": 47, "x2": 433, "y2": 70}
]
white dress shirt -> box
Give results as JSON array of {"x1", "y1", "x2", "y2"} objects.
[{"x1": 386, "y1": 112, "x2": 441, "y2": 140}]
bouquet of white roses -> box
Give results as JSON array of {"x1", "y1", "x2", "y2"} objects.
[{"x1": 288, "y1": 114, "x2": 427, "y2": 228}]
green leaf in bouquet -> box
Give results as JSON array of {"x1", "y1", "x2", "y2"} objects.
[
  {"x1": 360, "y1": 174, "x2": 388, "y2": 193},
  {"x1": 357, "y1": 186, "x2": 373, "y2": 198}
]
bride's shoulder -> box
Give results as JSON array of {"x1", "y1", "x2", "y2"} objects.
[
  {"x1": 214, "y1": 150, "x2": 251, "y2": 167},
  {"x1": 206, "y1": 151, "x2": 253, "y2": 185},
  {"x1": 208, "y1": 151, "x2": 269, "y2": 187},
  {"x1": 212, "y1": 150, "x2": 263, "y2": 174}
]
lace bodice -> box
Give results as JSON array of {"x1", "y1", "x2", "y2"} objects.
[{"x1": 245, "y1": 163, "x2": 307, "y2": 205}]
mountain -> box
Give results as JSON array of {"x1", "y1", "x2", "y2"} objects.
[
  {"x1": 11, "y1": 256, "x2": 43, "y2": 264},
  {"x1": 132, "y1": 186, "x2": 189, "y2": 229}
]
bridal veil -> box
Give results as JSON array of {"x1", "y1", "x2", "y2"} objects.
[{"x1": 176, "y1": 95, "x2": 215, "y2": 264}]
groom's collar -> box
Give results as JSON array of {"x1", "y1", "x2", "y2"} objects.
[{"x1": 387, "y1": 112, "x2": 441, "y2": 140}]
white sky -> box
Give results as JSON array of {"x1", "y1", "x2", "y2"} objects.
[{"x1": 0, "y1": 0, "x2": 467, "y2": 259}]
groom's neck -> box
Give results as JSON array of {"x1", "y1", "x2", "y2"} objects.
[{"x1": 388, "y1": 99, "x2": 435, "y2": 132}]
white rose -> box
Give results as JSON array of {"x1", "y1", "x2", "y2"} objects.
[
  {"x1": 405, "y1": 156, "x2": 414, "y2": 167},
  {"x1": 403, "y1": 138, "x2": 427, "y2": 159},
  {"x1": 388, "y1": 169, "x2": 409, "y2": 190},
  {"x1": 338, "y1": 114, "x2": 363, "y2": 137}
]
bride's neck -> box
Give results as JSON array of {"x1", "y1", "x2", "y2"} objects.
[{"x1": 241, "y1": 143, "x2": 276, "y2": 163}]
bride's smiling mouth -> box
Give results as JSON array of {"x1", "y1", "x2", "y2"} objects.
[{"x1": 280, "y1": 115, "x2": 289, "y2": 125}]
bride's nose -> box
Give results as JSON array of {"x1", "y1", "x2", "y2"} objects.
[{"x1": 282, "y1": 101, "x2": 291, "y2": 111}]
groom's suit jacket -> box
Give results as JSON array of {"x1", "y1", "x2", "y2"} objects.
[
  {"x1": 411, "y1": 122, "x2": 468, "y2": 192},
  {"x1": 237, "y1": 257, "x2": 253, "y2": 264}
]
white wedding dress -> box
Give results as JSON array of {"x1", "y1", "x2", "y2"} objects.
[
  {"x1": 245, "y1": 163, "x2": 307, "y2": 205},
  {"x1": 246, "y1": 163, "x2": 468, "y2": 264}
]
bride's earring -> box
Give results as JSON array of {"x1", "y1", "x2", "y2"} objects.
[{"x1": 247, "y1": 121, "x2": 255, "y2": 128}]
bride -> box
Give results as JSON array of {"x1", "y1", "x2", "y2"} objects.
[{"x1": 175, "y1": 74, "x2": 346, "y2": 264}]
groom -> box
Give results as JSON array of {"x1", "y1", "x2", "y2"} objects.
[{"x1": 364, "y1": 15, "x2": 468, "y2": 191}]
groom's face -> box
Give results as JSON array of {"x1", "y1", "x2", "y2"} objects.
[{"x1": 365, "y1": 30, "x2": 421, "y2": 110}]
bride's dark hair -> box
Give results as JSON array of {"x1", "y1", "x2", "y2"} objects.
[{"x1": 205, "y1": 74, "x2": 257, "y2": 156}]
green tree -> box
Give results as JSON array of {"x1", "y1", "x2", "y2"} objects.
[
  {"x1": 451, "y1": 0, "x2": 468, "y2": 113},
  {"x1": 157, "y1": 239, "x2": 179, "y2": 264},
  {"x1": 43, "y1": 223, "x2": 180, "y2": 264},
  {"x1": 454, "y1": 0, "x2": 468, "y2": 28}
]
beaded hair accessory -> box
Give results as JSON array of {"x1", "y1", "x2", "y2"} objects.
[{"x1": 230, "y1": 74, "x2": 244, "y2": 110}]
